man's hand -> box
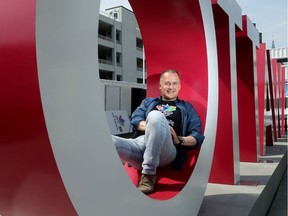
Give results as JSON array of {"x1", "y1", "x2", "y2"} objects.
[
  {"x1": 170, "y1": 126, "x2": 197, "y2": 147},
  {"x1": 137, "y1": 120, "x2": 146, "y2": 132},
  {"x1": 170, "y1": 126, "x2": 179, "y2": 144}
]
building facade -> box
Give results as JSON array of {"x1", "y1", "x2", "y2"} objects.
[{"x1": 98, "y1": 6, "x2": 146, "y2": 84}]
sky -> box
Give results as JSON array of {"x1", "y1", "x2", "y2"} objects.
[{"x1": 100, "y1": 0, "x2": 287, "y2": 49}]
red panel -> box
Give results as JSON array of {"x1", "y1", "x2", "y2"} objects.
[
  {"x1": 129, "y1": 0, "x2": 208, "y2": 126},
  {"x1": 266, "y1": 50, "x2": 277, "y2": 142},
  {"x1": 0, "y1": 1, "x2": 76, "y2": 215},
  {"x1": 128, "y1": 0, "x2": 208, "y2": 199},
  {"x1": 256, "y1": 43, "x2": 267, "y2": 156},
  {"x1": 236, "y1": 36, "x2": 258, "y2": 162},
  {"x1": 209, "y1": 4, "x2": 234, "y2": 184},
  {"x1": 272, "y1": 59, "x2": 280, "y2": 140},
  {"x1": 277, "y1": 63, "x2": 282, "y2": 138},
  {"x1": 236, "y1": 15, "x2": 248, "y2": 38},
  {"x1": 124, "y1": 148, "x2": 201, "y2": 200},
  {"x1": 280, "y1": 67, "x2": 285, "y2": 136}
]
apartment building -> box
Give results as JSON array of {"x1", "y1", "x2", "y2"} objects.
[{"x1": 98, "y1": 6, "x2": 146, "y2": 84}]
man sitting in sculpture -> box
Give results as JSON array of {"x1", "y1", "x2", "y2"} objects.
[{"x1": 112, "y1": 69, "x2": 205, "y2": 194}]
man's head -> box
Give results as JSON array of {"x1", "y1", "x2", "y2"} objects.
[{"x1": 159, "y1": 69, "x2": 181, "y2": 101}]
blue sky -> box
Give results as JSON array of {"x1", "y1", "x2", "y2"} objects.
[
  {"x1": 236, "y1": 0, "x2": 287, "y2": 48},
  {"x1": 100, "y1": 0, "x2": 287, "y2": 48}
]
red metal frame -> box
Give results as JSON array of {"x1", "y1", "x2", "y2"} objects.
[{"x1": 0, "y1": 1, "x2": 77, "y2": 215}]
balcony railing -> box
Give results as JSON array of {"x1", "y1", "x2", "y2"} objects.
[
  {"x1": 137, "y1": 67, "x2": 144, "y2": 71},
  {"x1": 136, "y1": 47, "x2": 143, "y2": 51},
  {"x1": 99, "y1": 59, "x2": 113, "y2": 65},
  {"x1": 98, "y1": 34, "x2": 113, "y2": 42}
]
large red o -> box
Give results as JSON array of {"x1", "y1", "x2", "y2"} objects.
[{"x1": 0, "y1": 0, "x2": 218, "y2": 215}]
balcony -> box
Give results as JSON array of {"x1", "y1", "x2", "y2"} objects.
[
  {"x1": 98, "y1": 34, "x2": 113, "y2": 42},
  {"x1": 99, "y1": 59, "x2": 113, "y2": 65}
]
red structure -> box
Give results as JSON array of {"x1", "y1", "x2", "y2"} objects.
[
  {"x1": 272, "y1": 59, "x2": 282, "y2": 140},
  {"x1": 280, "y1": 67, "x2": 286, "y2": 136},
  {"x1": 0, "y1": 0, "x2": 77, "y2": 215},
  {"x1": 266, "y1": 50, "x2": 277, "y2": 144},
  {"x1": 236, "y1": 16, "x2": 260, "y2": 162},
  {"x1": 209, "y1": 0, "x2": 242, "y2": 185},
  {"x1": 1, "y1": 0, "x2": 218, "y2": 214},
  {"x1": 125, "y1": 0, "x2": 209, "y2": 199},
  {"x1": 0, "y1": 0, "x2": 286, "y2": 215},
  {"x1": 256, "y1": 43, "x2": 268, "y2": 156}
]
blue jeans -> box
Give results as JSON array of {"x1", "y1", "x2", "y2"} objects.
[{"x1": 112, "y1": 111, "x2": 177, "y2": 175}]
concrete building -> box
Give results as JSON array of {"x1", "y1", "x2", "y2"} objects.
[{"x1": 98, "y1": 6, "x2": 146, "y2": 84}]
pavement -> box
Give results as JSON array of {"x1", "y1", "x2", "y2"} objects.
[
  {"x1": 198, "y1": 133, "x2": 287, "y2": 216},
  {"x1": 266, "y1": 153, "x2": 287, "y2": 216}
]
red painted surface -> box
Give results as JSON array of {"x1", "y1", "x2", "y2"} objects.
[
  {"x1": 127, "y1": 0, "x2": 208, "y2": 199},
  {"x1": 124, "y1": 149, "x2": 201, "y2": 200},
  {"x1": 277, "y1": 62, "x2": 282, "y2": 138},
  {"x1": 209, "y1": 3, "x2": 235, "y2": 184},
  {"x1": 236, "y1": 16, "x2": 258, "y2": 162},
  {"x1": 272, "y1": 59, "x2": 280, "y2": 140},
  {"x1": 280, "y1": 67, "x2": 285, "y2": 136},
  {"x1": 236, "y1": 15, "x2": 248, "y2": 38},
  {"x1": 266, "y1": 50, "x2": 277, "y2": 143},
  {"x1": 256, "y1": 43, "x2": 267, "y2": 156},
  {"x1": 0, "y1": 1, "x2": 76, "y2": 215},
  {"x1": 129, "y1": 0, "x2": 208, "y2": 121},
  {"x1": 275, "y1": 63, "x2": 283, "y2": 137}
]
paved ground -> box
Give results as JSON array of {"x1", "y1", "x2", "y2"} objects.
[
  {"x1": 266, "y1": 158, "x2": 287, "y2": 216},
  {"x1": 266, "y1": 135, "x2": 288, "y2": 216},
  {"x1": 198, "y1": 134, "x2": 287, "y2": 216}
]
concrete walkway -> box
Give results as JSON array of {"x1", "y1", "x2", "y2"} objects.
[
  {"x1": 198, "y1": 135, "x2": 287, "y2": 216},
  {"x1": 266, "y1": 160, "x2": 287, "y2": 216}
]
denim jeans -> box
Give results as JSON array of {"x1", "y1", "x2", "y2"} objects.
[{"x1": 112, "y1": 110, "x2": 177, "y2": 175}]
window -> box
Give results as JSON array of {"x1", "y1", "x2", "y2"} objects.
[
  {"x1": 100, "y1": 70, "x2": 113, "y2": 80},
  {"x1": 117, "y1": 75, "x2": 122, "y2": 81},
  {"x1": 116, "y1": 30, "x2": 121, "y2": 43},
  {"x1": 137, "y1": 58, "x2": 143, "y2": 70},
  {"x1": 116, "y1": 52, "x2": 122, "y2": 66},
  {"x1": 136, "y1": 38, "x2": 143, "y2": 50}
]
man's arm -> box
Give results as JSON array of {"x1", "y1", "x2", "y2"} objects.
[
  {"x1": 179, "y1": 136, "x2": 197, "y2": 147},
  {"x1": 131, "y1": 98, "x2": 154, "y2": 130},
  {"x1": 183, "y1": 102, "x2": 205, "y2": 146}
]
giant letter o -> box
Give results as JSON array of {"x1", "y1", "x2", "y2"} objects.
[{"x1": 36, "y1": 0, "x2": 218, "y2": 216}]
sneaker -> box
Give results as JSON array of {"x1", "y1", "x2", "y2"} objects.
[{"x1": 137, "y1": 174, "x2": 156, "y2": 194}]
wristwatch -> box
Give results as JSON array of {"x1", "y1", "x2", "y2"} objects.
[{"x1": 177, "y1": 136, "x2": 184, "y2": 146}]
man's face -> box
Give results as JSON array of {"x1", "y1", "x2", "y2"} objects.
[{"x1": 159, "y1": 72, "x2": 181, "y2": 101}]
